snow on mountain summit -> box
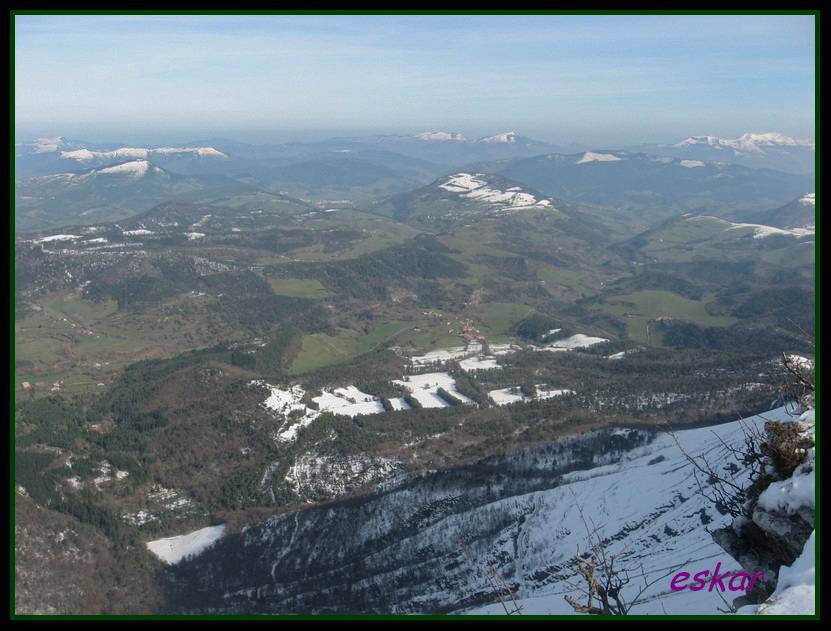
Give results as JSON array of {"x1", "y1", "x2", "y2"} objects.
[
  {"x1": 576, "y1": 151, "x2": 623, "y2": 164},
  {"x1": 415, "y1": 131, "x2": 467, "y2": 141},
  {"x1": 97, "y1": 160, "x2": 156, "y2": 178},
  {"x1": 800, "y1": 193, "x2": 815, "y2": 206},
  {"x1": 676, "y1": 132, "x2": 813, "y2": 153},
  {"x1": 60, "y1": 146, "x2": 228, "y2": 162},
  {"x1": 478, "y1": 131, "x2": 518, "y2": 143}
]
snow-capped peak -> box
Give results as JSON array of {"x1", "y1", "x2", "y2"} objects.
[
  {"x1": 415, "y1": 131, "x2": 467, "y2": 142},
  {"x1": 576, "y1": 151, "x2": 622, "y2": 164},
  {"x1": 60, "y1": 146, "x2": 228, "y2": 162},
  {"x1": 29, "y1": 137, "x2": 66, "y2": 153},
  {"x1": 800, "y1": 193, "x2": 815, "y2": 206},
  {"x1": 478, "y1": 131, "x2": 518, "y2": 144},
  {"x1": 96, "y1": 160, "x2": 154, "y2": 178}
]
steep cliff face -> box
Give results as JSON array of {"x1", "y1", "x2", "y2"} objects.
[
  {"x1": 162, "y1": 408, "x2": 794, "y2": 615},
  {"x1": 715, "y1": 407, "x2": 815, "y2": 614}
]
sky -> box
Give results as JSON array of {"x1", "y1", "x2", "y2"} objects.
[{"x1": 14, "y1": 14, "x2": 816, "y2": 146}]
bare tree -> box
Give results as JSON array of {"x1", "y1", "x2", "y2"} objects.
[
  {"x1": 667, "y1": 349, "x2": 815, "y2": 521},
  {"x1": 458, "y1": 539, "x2": 523, "y2": 615},
  {"x1": 666, "y1": 419, "x2": 766, "y2": 520},
  {"x1": 563, "y1": 488, "x2": 687, "y2": 615}
]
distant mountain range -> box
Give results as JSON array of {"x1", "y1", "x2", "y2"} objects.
[
  {"x1": 14, "y1": 130, "x2": 815, "y2": 232},
  {"x1": 629, "y1": 132, "x2": 815, "y2": 174},
  {"x1": 491, "y1": 150, "x2": 814, "y2": 222}
]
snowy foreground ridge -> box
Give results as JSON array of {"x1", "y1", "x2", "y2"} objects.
[
  {"x1": 466, "y1": 408, "x2": 803, "y2": 615},
  {"x1": 166, "y1": 406, "x2": 814, "y2": 615}
]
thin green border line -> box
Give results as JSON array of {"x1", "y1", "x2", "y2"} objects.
[
  {"x1": 9, "y1": 9, "x2": 820, "y2": 621},
  {"x1": 8, "y1": 8, "x2": 822, "y2": 15}
]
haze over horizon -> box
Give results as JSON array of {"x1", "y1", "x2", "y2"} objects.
[{"x1": 15, "y1": 14, "x2": 815, "y2": 147}]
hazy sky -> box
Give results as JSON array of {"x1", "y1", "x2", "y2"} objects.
[{"x1": 14, "y1": 14, "x2": 816, "y2": 146}]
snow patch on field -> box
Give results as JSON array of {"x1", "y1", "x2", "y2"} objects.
[
  {"x1": 535, "y1": 333, "x2": 609, "y2": 351},
  {"x1": 388, "y1": 397, "x2": 412, "y2": 411},
  {"x1": 33, "y1": 234, "x2": 80, "y2": 244},
  {"x1": 409, "y1": 344, "x2": 475, "y2": 366},
  {"x1": 488, "y1": 387, "x2": 526, "y2": 406},
  {"x1": 122, "y1": 228, "x2": 155, "y2": 236},
  {"x1": 393, "y1": 372, "x2": 473, "y2": 408},
  {"x1": 489, "y1": 343, "x2": 522, "y2": 355},
  {"x1": 185, "y1": 232, "x2": 206, "y2": 240},
  {"x1": 679, "y1": 159, "x2": 706, "y2": 168},
  {"x1": 537, "y1": 387, "x2": 575, "y2": 399},
  {"x1": 489, "y1": 385, "x2": 573, "y2": 405},
  {"x1": 313, "y1": 386, "x2": 385, "y2": 418},
  {"x1": 459, "y1": 356, "x2": 500, "y2": 372},
  {"x1": 146, "y1": 524, "x2": 226, "y2": 564}
]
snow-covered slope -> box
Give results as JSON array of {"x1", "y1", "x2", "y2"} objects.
[
  {"x1": 146, "y1": 524, "x2": 226, "y2": 565},
  {"x1": 438, "y1": 172, "x2": 552, "y2": 211},
  {"x1": 166, "y1": 407, "x2": 796, "y2": 614}
]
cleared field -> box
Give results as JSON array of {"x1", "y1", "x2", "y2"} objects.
[
  {"x1": 15, "y1": 290, "x2": 243, "y2": 396},
  {"x1": 267, "y1": 278, "x2": 333, "y2": 299},
  {"x1": 468, "y1": 302, "x2": 533, "y2": 339},
  {"x1": 289, "y1": 320, "x2": 412, "y2": 374},
  {"x1": 597, "y1": 289, "x2": 736, "y2": 344}
]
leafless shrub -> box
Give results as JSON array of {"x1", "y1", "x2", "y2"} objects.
[
  {"x1": 563, "y1": 488, "x2": 687, "y2": 615},
  {"x1": 458, "y1": 539, "x2": 523, "y2": 615}
]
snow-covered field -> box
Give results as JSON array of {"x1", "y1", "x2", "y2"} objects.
[
  {"x1": 122, "y1": 228, "x2": 155, "y2": 236},
  {"x1": 459, "y1": 356, "x2": 500, "y2": 372},
  {"x1": 146, "y1": 524, "x2": 226, "y2": 565},
  {"x1": 393, "y1": 372, "x2": 474, "y2": 408},
  {"x1": 313, "y1": 386, "x2": 385, "y2": 418},
  {"x1": 535, "y1": 333, "x2": 609, "y2": 351},
  {"x1": 489, "y1": 386, "x2": 573, "y2": 406},
  {"x1": 409, "y1": 345, "x2": 476, "y2": 366}
]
